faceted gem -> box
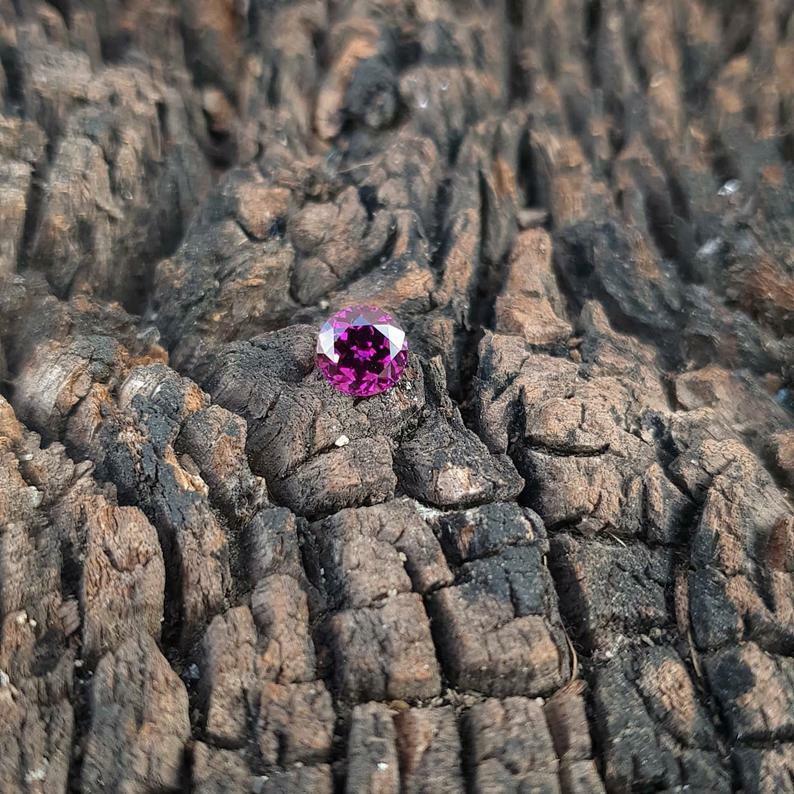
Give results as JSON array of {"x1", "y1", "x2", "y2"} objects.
[{"x1": 316, "y1": 304, "x2": 408, "y2": 397}]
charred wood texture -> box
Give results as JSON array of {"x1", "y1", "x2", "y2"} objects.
[{"x1": 0, "y1": 0, "x2": 793, "y2": 792}]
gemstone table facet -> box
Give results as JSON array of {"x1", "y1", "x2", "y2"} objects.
[{"x1": 316, "y1": 305, "x2": 408, "y2": 397}]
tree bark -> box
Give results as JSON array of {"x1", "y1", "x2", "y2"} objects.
[{"x1": 0, "y1": 0, "x2": 793, "y2": 792}]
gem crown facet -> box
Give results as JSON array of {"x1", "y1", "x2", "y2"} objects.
[{"x1": 315, "y1": 304, "x2": 408, "y2": 397}]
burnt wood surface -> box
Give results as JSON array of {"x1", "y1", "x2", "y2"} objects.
[{"x1": 0, "y1": 0, "x2": 793, "y2": 792}]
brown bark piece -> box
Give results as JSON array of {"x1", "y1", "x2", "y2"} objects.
[
  {"x1": 176, "y1": 404, "x2": 270, "y2": 524},
  {"x1": 0, "y1": 393, "x2": 166, "y2": 792},
  {"x1": 394, "y1": 412, "x2": 524, "y2": 508},
  {"x1": 463, "y1": 697, "x2": 560, "y2": 793},
  {"x1": 735, "y1": 744, "x2": 794, "y2": 794},
  {"x1": 345, "y1": 702, "x2": 400, "y2": 794},
  {"x1": 192, "y1": 743, "x2": 254, "y2": 794},
  {"x1": 250, "y1": 680, "x2": 335, "y2": 767},
  {"x1": 0, "y1": 688, "x2": 73, "y2": 794},
  {"x1": 435, "y1": 501, "x2": 546, "y2": 564},
  {"x1": 200, "y1": 606, "x2": 257, "y2": 748},
  {"x1": 544, "y1": 689, "x2": 605, "y2": 794},
  {"x1": 251, "y1": 574, "x2": 316, "y2": 684},
  {"x1": 592, "y1": 646, "x2": 731, "y2": 792},
  {"x1": 494, "y1": 228, "x2": 572, "y2": 344},
  {"x1": 395, "y1": 707, "x2": 466, "y2": 794},
  {"x1": 308, "y1": 499, "x2": 452, "y2": 608},
  {"x1": 306, "y1": 500, "x2": 444, "y2": 702},
  {"x1": 329, "y1": 592, "x2": 441, "y2": 702},
  {"x1": 705, "y1": 643, "x2": 794, "y2": 743},
  {"x1": 428, "y1": 503, "x2": 569, "y2": 697},
  {"x1": 79, "y1": 498, "x2": 165, "y2": 660},
  {"x1": 242, "y1": 506, "x2": 307, "y2": 585},
  {"x1": 255, "y1": 765, "x2": 334, "y2": 794},
  {"x1": 0, "y1": 116, "x2": 45, "y2": 277},
  {"x1": 429, "y1": 547, "x2": 570, "y2": 697},
  {"x1": 81, "y1": 633, "x2": 190, "y2": 793},
  {"x1": 549, "y1": 533, "x2": 673, "y2": 653}
]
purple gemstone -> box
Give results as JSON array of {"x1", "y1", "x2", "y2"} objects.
[{"x1": 316, "y1": 304, "x2": 408, "y2": 397}]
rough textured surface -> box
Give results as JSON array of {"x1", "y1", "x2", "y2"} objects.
[{"x1": 0, "y1": 0, "x2": 792, "y2": 791}]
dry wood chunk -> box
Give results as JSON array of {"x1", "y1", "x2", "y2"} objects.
[
  {"x1": 690, "y1": 450, "x2": 792, "y2": 576},
  {"x1": 0, "y1": 689, "x2": 74, "y2": 794},
  {"x1": 346, "y1": 702, "x2": 400, "y2": 794},
  {"x1": 200, "y1": 606, "x2": 257, "y2": 748},
  {"x1": 528, "y1": 123, "x2": 611, "y2": 227},
  {"x1": 250, "y1": 680, "x2": 335, "y2": 767},
  {"x1": 13, "y1": 36, "x2": 92, "y2": 134},
  {"x1": 273, "y1": 435, "x2": 397, "y2": 518},
  {"x1": 290, "y1": 185, "x2": 393, "y2": 305},
  {"x1": 495, "y1": 228, "x2": 572, "y2": 344},
  {"x1": 543, "y1": 688, "x2": 594, "y2": 764},
  {"x1": 251, "y1": 574, "x2": 316, "y2": 683},
  {"x1": 309, "y1": 512, "x2": 412, "y2": 611},
  {"x1": 549, "y1": 533, "x2": 673, "y2": 652},
  {"x1": 329, "y1": 592, "x2": 441, "y2": 702},
  {"x1": 592, "y1": 646, "x2": 731, "y2": 792},
  {"x1": 544, "y1": 688, "x2": 606, "y2": 794},
  {"x1": 0, "y1": 116, "x2": 45, "y2": 278},
  {"x1": 435, "y1": 502, "x2": 547, "y2": 565},
  {"x1": 176, "y1": 404, "x2": 270, "y2": 524},
  {"x1": 180, "y1": 0, "x2": 247, "y2": 101},
  {"x1": 557, "y1": 761, "x2": 607, "y2": 794},
  {"x1": 0, "y1": 403, "x2": 72, "y2": 690},
  {"x1": 200, "y1": 586, "x2": 317, "y2": 749},
  {"x1": 642, "y1": 461, "x2": 695, "y2": 545},
  {"x1": 256, "y1": 764, "x2": 334, "y2": 794},
  {"x1": 90, "y1": 365, "x2": 232, "y2": 644},
  {"x1": 395, "y1": 707, "x2": 465, "y2": 794},
  {"x1": 81, "y1": 633, "x2": 190, "y2": 793},
  {"x1": 429, "y1": 546, "x2": 569, "y2": 696},
  {"x1": 0, "y1": 391, "x2": 163, "y2": 696},
  {"x1": 475, "y1": 334, "x2": 571, "y2": 454},
  {"x1": 674, "y1": 365, "x2": 789, "y2": 447},
  {"x1": 735, "y1": 744, "x2": 794, "y2": 794},
  {"x1": 0, "y1": 409, "x2": 75, "y2": 794},
  {"x1": 80, "y1": 498, "x2": 165, "y2": 660},
  {"x1": 192, "y1": 743, "x2": 254, "y2": 794},
  {"x1": 360, "y1": 133, "x2": 440, "y2": 230},
  {"x1": 0, "y1": 275, "x2": 166, "y2": 382},
  {"x1": 0, "y1": 478, "x2": 62, "y2": 632},
  {"x1": 230, "y1": 180, "x2": 291, "y2": 241},
  {"x1": 14, "y1": 336, "x2": 130, "y2": 443},
  {"x1": 684, "y1": 441, "x2": 794, "y2": 652},
  {"x1": 308, "y1": 499, "x2": 452, "y2": 610},
  {"x1": 98, "y1": 408, "x2": 231, "y2": 644},
  {"x1": 770, "y1": 429, "x2": 794, "y2": 489},
  {"x1": 476, "y1": 309, "x2": 668, "y2": 529},
  {"x1": 313, "y1": 14, "x2": 381, "y2": 141},
  {"x1": 394, "y1": 413, "x2": 523, "y2": 509},
  {"x1": 705, "y1": 643, "x2": 794, "y2": 743},
  {"x1": 21, "y1": 56, "x2": 210, "y2": 305},
  {"x1": 154, "y1": 205, "x2": 297, "y2": 370},
  {"x1": 242, "y1": 507, "x2": 307, "y2": 584},
  {"x1": 555, "y1": 220, "x2": 683, "y2": 334},
  {"x1": 518, "y1": 439, "x2": 654, "y2": 539},
  {"x1": 463, "y1": 697, "x2": 559, "y2": 793}
]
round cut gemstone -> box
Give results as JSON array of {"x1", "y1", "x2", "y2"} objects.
[{"x1": 316, "y1": 304, "x2": 408, "y2": 397}]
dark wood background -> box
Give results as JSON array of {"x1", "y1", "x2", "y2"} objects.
[{"x1": 0, "y1": 0, "x2": 793, "y2": 791}]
